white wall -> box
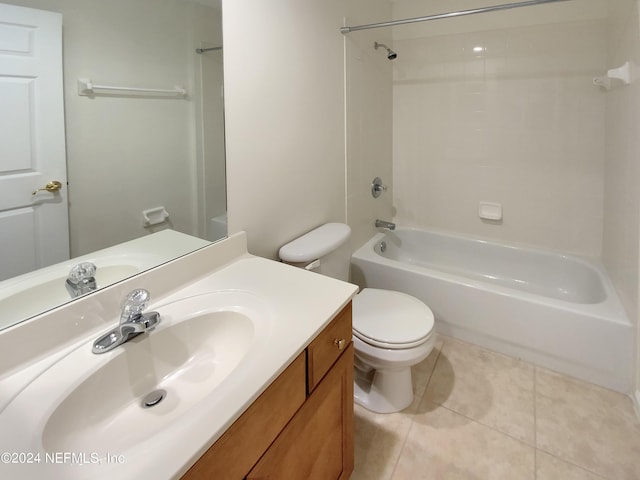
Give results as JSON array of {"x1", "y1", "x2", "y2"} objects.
[
  {"x1": 223, "y1": 0, "x2": 395, "y2": 258},
  {"x1": 345, "y1": 0, "x2": 394, "y2": 251},
  {"x1": 391, "y1": 0, "x2": 608, "y2": 256},
  {"x1": 223, "y1": 0, "x2": 347, "y2": 259},
  {"x1": 601, "y1": 0, "x2": 640, "y2": 397},
  {"x1": 5, "y1": 0, "x2": 217, "y2": 256}
]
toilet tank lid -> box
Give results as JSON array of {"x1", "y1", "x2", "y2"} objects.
[{"x1": 279, "y1": 223, "x2": 351, "y2": 263}]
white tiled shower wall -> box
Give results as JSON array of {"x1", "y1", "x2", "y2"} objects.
[
  {"x1": 392, "y1": 12, "x2": 607, "y2": 256},
  {"x1": 601, "y1": 0, "x2": 640, "y2": 398}
]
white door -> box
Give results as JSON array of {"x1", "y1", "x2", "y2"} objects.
[{"x1": 0, "y1": 3, "x2": 68, "y2": 281}]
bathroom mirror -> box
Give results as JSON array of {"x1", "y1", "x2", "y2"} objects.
[{"x1": 0, "y1": 0, "x2": 226, "y2": 329}]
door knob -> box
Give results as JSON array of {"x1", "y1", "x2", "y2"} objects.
[{"x1": 32, "y1": 181, "x2": 63, "y2": 195}]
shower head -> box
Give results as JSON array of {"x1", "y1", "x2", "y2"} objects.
[{"x1": 374, "y1": 41, "x2": 397, "y2": 60}]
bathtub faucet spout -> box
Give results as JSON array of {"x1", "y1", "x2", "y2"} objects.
[{"x1": 375, "y1": 219, "x2": 396, "y2": 230}]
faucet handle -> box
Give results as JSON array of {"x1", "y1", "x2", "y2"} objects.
[
  {"x1": 67, "y1": 262, "x2": 96, "y2": 285},
  {"x1": 371, "y1": 177, "x2": 388, "y2": 198},
  {"x1": 121, "y1": 289, "x2": 150, "y2": 323}
]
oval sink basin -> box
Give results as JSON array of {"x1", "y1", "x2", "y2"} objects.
[
  {"x1": 0, "y1": 290, "x2": 271, "y2": 462},
  {"x1": 43, "y1": 311, "x2": 254, "y2": 454}
]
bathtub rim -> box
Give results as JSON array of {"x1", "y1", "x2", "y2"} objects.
[
  {"x1": 353, "y1": 228, "x2": 630, "y2": 327},
  {"x1": 372, "y1": 225, "x2": 603, "y2": 264}
]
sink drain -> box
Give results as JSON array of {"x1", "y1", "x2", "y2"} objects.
[{"x1": 141, "y1": 389, "x2": 167, "y2": 408}]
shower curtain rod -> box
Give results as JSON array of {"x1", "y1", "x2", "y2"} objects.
[{"x1": 340, "y1": 0, "x2": 572, "y2": 34}]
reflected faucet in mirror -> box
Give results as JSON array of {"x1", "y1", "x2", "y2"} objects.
[{"x1": 65, "y1": 262, "x2": 97, "y2": 298}]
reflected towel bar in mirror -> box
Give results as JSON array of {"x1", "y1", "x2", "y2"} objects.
[{"x1": 77, "y1": 78, "x2": 187, "y2": 97}]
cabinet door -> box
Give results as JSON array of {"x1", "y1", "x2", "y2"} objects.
[
  {"x1": 247, "y1": 344, "x2": 354, "y2": 480},
  {"x1": 181, "y1": 354, "x2": 306, "y2": 480}
]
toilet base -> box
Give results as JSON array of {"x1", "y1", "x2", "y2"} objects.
[{"x1": 353, "y1": 365, "x2": 414, "y2": 414}]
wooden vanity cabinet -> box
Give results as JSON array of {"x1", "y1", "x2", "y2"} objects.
[{"x1": 182, "y1": 302, "x2": 354, "y2": 480}]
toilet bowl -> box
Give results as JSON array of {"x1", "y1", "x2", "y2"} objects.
[
  {"x1": 278, "y1": 223, "x2": 435, "y2": 413},
  {"x1": 352, "y1": 288, "x2": 435, "y2": 413}
]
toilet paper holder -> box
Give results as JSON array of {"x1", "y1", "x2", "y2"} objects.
[{"x1": 142, "y1": 207, "x2": 169, "y2": 227}]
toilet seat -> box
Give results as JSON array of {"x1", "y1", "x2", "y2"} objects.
[{"x1": 352, "y1": 288, "x2": 434, "y2": 349}]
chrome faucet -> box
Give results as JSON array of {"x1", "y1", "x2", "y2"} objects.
[
  {"x1": 375, "y1": 219, "x2": 396, "y2": 230},
  {"x1": 66, "y1": 262, "x2": 97, "y2": 298},
  {"x1": 92, "y1": 289, "x2": 161, "y2": 354}
]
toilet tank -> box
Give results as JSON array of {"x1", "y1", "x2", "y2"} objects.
[{"x1": 279, "y1": 223, "x2": 351, "y2": 282}]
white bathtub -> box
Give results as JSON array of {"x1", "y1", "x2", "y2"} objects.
[{"x1": 351, "y1": 228, "x2": 634, "y2": 393}]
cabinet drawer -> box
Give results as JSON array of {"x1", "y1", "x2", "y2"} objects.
[
  {"x1": 306, "y1": 303, "x2": 352, "y2": 393},
  {"x1": 181, "y1": 352, "x2": 306, "y2": 480}
]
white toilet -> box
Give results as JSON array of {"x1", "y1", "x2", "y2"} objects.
[{"x1": 279, "y1": 223, "x2": 435, "y2": 413}]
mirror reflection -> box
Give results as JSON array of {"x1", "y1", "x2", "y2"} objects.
[{"x1": 0, "y1": 0, "x2": 226, "y2": 329}]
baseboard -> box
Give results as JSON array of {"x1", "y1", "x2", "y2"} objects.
[{"x1": 634, "y1": 390, "x2": 640, "y2": 421}]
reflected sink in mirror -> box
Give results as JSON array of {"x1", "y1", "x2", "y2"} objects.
[
  {"x1": 0, "y1": 263, "x2": 140, "y2": 329},
  {"x1": 0, "y1": 230, "x2": 210, "y2": 329},
  {"x1": 0, "y1": 290, "x2": 272, "y2": 464}
]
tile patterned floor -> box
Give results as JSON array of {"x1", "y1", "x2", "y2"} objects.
[{"x1": 352, "y1": 335, "x2": 640, "y2": 480}]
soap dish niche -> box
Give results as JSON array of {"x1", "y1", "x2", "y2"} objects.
[{"x1": 479, "y1": 201, "x2": 502, "y2": 223}]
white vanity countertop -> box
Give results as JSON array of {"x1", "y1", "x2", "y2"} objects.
[{"x1": 0, "y1": 232, "x2": 358, "y2": 480}]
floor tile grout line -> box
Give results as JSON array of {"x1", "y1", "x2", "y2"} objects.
[
  {"x1": 527, "y1": 366, "x2": 611, "y2": 480},
  {"x1": 386, "y1": 401, "x2": 606, "y2": 480},
  {"x1": 389, "y1": 415, "x2": 415, "y2": 479},
  {"x1": 386, "y1": 335, "x2": 636, "y2": 480},
  {"x1": 432, "y1": 401, "x2": 536, "y2": 449},
  {"x1": 535, "y1": 445, "x2": 610, "y2": 480},
  {"x1": 389, "y1": 339, "x2": 445, "y2": 479},
  {"x1": 422, "y1": 338, "x2": 538, "y2": 449},
  {"x1": 421, "y1": 339, "x2": 444, "y2": 398}
]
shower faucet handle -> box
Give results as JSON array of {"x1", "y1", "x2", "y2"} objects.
[{"x1": 371, "y1": 177, "x2": 388, "y2": 198}]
